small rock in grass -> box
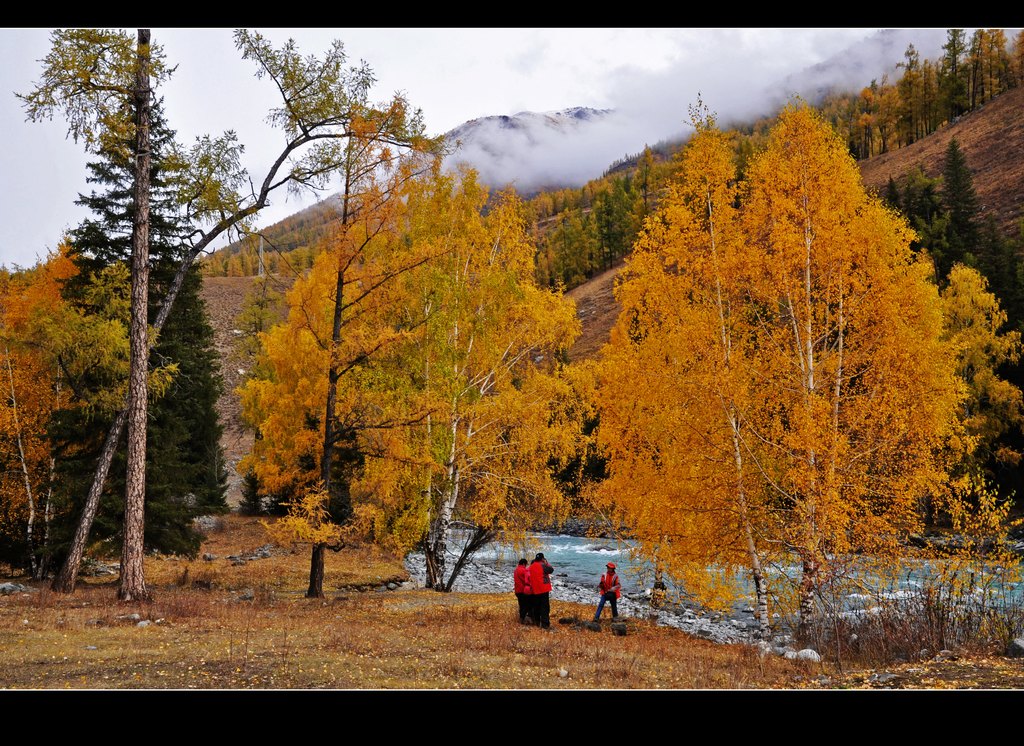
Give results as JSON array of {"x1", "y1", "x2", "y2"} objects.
[
  {"x1": 558, "y1": 668, "x2": 569, "y2": 678},
  {"x1": 387, "y1": 582, "x2": 398, "y2": 590},
  {"x1": 239, "y1": 589, "x2": 255, "y2": 601},
  {"x1": 1006, "y1": 638, "x2": 1024, "y2": 658},
  {"x1": 202, "y1": 553, "x2": 216, "y2": 562},
  {"x1": 584, "y1": 621, "x2": 602, "y2": 632},
  {"x1": 558, "y1": 617, "x2": 577, "y2": 626},
  {"x1": 231, "y1": 559, "x2": 246, "y2": 567},
  {"x1": 136, "y1": 620, "x2": 151, "y2": 628},
  {"x1": 84, "y1": 645, "x2": 98, "y2": 650},
  {"x1": 611, "y1": 622, "x2": 627, "y2": 636}
]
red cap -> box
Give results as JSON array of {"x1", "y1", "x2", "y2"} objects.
[{"x1": 606, "y1": 562, "x2": 616, "y2": 569}]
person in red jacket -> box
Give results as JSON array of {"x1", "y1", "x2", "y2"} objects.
[
  {"x1": 594, "y1": 561, "x2": 621, "y2": 622},
  {"x1": 513, "y1": 558, "x2": 533, "y2": 624},
  {"x1": 529, "y1": 552, "x2": 554, "y2": 629}
]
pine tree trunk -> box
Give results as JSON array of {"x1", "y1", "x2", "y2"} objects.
[
  {"x1": 307, "y1": 542, "x2": 325, "y2": 598},
  {"x1": 53, "y1": 408, "x2": 127, "y2": 592},
  {"x1": 118, "y1": 28, "x2": 152, "y2": 603}
]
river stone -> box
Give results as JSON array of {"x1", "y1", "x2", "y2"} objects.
[
  {"x1": 231, "y1": 559, "x2": 246, "y2": 566},
  {"x1": 387, "y1": 582, "x2": 398, "y2": 590},
  {"x1": 136, "y1": 620, "x2": 152, "y2": 628},
  {"x1": 869, "y1": 672, "x2": 898, "y2": 684},
  {"x1": 118, "y1": 613, "x2": 141, "y2": 622},
  {"x1": 796, "y1": 649, "x2": 821, "y2": 663},
  {"x1": 697, "y1": 628, "x2": 714, "y2": 639},
  {"x1": 202, "y1": 553, "x2": 216, "y2": 561},
  {"x1": 193, "y1": 515, "x2": 221, "y2": 533},
  {"x1": 755, "y1": 641, "x2": 773, "y2": 658},
  {"x1": 84, "y1": 645, "x2": 98, "y2": 650},
  {"x1": 239, "y1": 589, "x2": 255, "y2": 601},
  {"x1": 1006, "y1": 638, "x2": 1024, "y2": 658},
  {"x1": 0, "y1": 582, "x2": 28, "y2": 595},
  {"x1": 558, "y1": 668, "x2": 569, "y2": 678},
  {"x1": 585, "y1": 621, "x2": 602, "y2": 632},
  {"x1": 611, "y1": 622, "x2": 627, "y2": 636},
  {"x1": 934, "y1": 649, "x2": 958, "y2": 662},
  {"x1": 784, "y1": 650, "x2": 799, "y2": 661}
]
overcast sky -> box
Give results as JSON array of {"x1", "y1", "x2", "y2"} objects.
[{"x1": 0, "y1": 27, "x2": 903, "y2": 269}]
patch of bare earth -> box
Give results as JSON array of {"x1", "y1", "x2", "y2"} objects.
[
  {"x1": 565, "y1": 261, "x2": 625, "y2": 363},
  {"x1": 199, "y1": 274, "x2": 292, "y2": 507}
]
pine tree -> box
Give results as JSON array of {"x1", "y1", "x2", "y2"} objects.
[
  {"x1": 48, "y1": 100, "x2": 227, "y2": 565},
  {"x1": 942, "y1": 137, "x2": 980, "y2": 278}
]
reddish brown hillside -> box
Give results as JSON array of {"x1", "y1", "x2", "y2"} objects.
[
  {"x1": 860, "y1": 85, "x2": 1024, "y2": 234},
  {"x1": 567, "y1": 90, "x2": 1024, "y2": 364},
  {"x1": 565, "y1": 262, "x2": 625, "y2": 362},
  {"x1": 199, "y1": 275, "x2": 258, "y2": 505}
]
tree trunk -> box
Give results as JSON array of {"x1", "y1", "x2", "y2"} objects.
[
  {"x1": 443, "y1": 526, "x2": 494, "y2": 592},
  {"x1": 425, "y1": 418, "x2": 460, "y2": 590},
  {"x1": 4, "y1": 347, "x2": 37, "y2": 578},
  {"x1": 798, "y1": 555, "x2": 819, "y2": 641},
  {"x1": 118, "y1": 28, "x2": 152, "y2": 603},
  {"x1": 307, "y1": 542, "x2": 325, "y2": 599},
  {"x1": 53, "y1": 408, "x2": 128, "y2": 591}
]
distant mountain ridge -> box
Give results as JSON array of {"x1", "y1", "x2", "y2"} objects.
[{"x1": 444, "y1": 106, "x2": 617, "y2": 194}]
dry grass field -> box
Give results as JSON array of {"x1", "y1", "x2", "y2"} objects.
[{"x1": 3, "y1": 515, "x2": 1023, "y2": 690}]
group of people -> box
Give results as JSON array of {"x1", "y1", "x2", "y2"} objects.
[
  {"x1": 513, "y1": 553, "x2": 622, "y2": 628},
  {"x1": 513, "y1": 553, "x2": 555, "y2": 628}
]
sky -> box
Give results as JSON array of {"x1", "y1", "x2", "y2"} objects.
[{"x1": 0, "y1": 27, "x2": 939, "y2": 270}]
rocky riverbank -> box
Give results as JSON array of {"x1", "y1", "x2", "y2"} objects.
[{"x1": 402, "y1": 553, "x2": 794, "y2": 648}]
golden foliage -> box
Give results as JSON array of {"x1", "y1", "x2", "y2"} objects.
[
  {"x1": 263, "y1": 486, "x2": 343, "y2": 548},
  {"x1": 596, "y1": 104, "x2": 972, "y2": 621}
]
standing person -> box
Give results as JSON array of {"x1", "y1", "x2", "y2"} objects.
[
  {"x1": 529, "y1": 552, "x2": 554, "y2": 629},
  {"x1": 594, "y1": 561, "x2": 621, "y2": 622},
  {"x1": 514, "y1": 558, "x2": 533, "y2": 624}
]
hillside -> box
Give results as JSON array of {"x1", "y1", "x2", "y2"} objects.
[
  {"x1": 565, "y1": 262, "x2": 625, "y2": 362},
  {"x1": 860, "y1": 84, "x2": 1024, "y2": 235},
  {"x1": 200, "y1": 275, "x2": 297, "y2": 506},
  {"x1": 566, "y1": 88, "x2": 1024, "y2": 364}
]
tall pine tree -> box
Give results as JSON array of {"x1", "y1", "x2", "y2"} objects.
[
  {"x1": 48, "y1": 100, "x2": 226, "y2": 565},
  {"x1": 941, "y1": 137, "x2": 980, "y2": 279}
]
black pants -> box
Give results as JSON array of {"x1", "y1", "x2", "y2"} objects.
[
  {"x1": 532, "y1": 592, "x2": 550, "y2": 628},
  {"x1": 516, "y1": 592, "x2": 532, "y2": 623}
]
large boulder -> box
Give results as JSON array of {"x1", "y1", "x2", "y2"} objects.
[{"x1": 1006, "y1": 638, "x2": 1024, "y2": 658}]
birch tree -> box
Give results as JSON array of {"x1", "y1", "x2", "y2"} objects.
[{"x1": 596, "y1": 111, "x2": 772, "y2": 632}]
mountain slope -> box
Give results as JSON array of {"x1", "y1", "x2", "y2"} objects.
[
  {"x1": 859, "y1": 84, "x2": 1024, "y2": 235},
  {"x1": 568, "y1": 87, "x2": 1024, "y2": 363}
]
